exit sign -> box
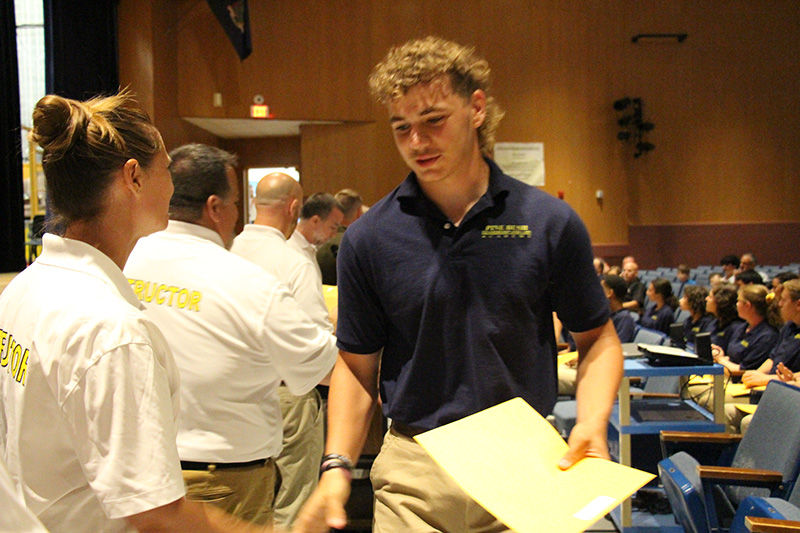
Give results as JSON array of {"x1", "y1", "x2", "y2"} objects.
[{"x1": 250, "y1": 104, "x2": 270, "y2": 118}]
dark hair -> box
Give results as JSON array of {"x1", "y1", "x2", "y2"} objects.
[
  {"x1": 735, "y1": 270, "x2": 764, "y2": 286},
  {"x1": 602, "y1": 274, "x2": 628, "y2": 301},
  {"x1": 711, "y1": 284, "x2": 739, "y2": 329},
  {"x1": 720, "y1": 254, "x2": 740, "y2": 267},
  {"x1": 652, "y1": 277, "x2": 679, "y2": 310},
  {"x1": 774, "y1": 271, "x2": 800, "y2": 285},
  {"x1": 300, "y1": 192, "x2": 342, "y2": 220},
  {"x1": 683, "y1": 285, "x2": 709, "y2": 316},
  {"x1": 677, "y1": 264, "x2": 691, "y2": 275},
  {"x1": 29, "y1": 92, "x2": 162, "y2": 229},
  {"x1": 168, "y1": 143, "x2": 238, "y2": 222}
]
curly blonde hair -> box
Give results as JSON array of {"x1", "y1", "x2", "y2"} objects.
[{"x1": 369, "y1": 36, "x2": 504, "y2": 155}]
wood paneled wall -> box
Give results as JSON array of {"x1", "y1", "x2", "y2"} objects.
[{"x1": 118, "y1": 0, "x2": 800, "y2": 264}]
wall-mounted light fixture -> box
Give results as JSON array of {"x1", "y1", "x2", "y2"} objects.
[{"x1": 613, "y1": 97, "x2": 655, "y2": 158}]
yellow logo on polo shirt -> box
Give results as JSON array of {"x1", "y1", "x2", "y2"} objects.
[
  {"x1": 741, "y1": 340, "x2": 749, "y2": 348},
  {"x1": 128, "y1": 279, "x2": 202, "y2": 312},
  {"x1": 0, "y1": 328, "x2": 29, "y2": 386},
  {"x1": 481, "y1": 224, "x2": 532, "y2": 238}
]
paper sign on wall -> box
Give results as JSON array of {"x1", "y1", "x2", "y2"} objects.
[{"x1": 494, "y1": 142, "x2": 545, "y2": 186}]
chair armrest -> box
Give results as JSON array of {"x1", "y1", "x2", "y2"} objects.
[
  {"x1": 746, "y1": 516, "x2": 800, "y2": 532},
  {"x1": 698, "y1": 466, "x2": 783, "y2": 487},
  {"x1": 661, "y1": 431, "x2": 742, "y2": 444},
  {"x1": 632, "y1": 392, "x2": 681, "y2": 399}
]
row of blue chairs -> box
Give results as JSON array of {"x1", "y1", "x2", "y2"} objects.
[{"x1": 659, "y1": 380, "x2": 800, "y2": 533}]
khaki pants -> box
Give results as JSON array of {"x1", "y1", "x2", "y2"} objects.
[
  {"x1": 371, "y1": 426, "x2": 511, "y2": 533},
  {"x1": 183, "y1": 459, "x2": 276, "y2": 525},
  {"x1": 273, "y1": 386, "x2": 324, "y2": 529}
]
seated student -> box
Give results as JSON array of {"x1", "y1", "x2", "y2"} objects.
[
  {"x1": 720, "y1": 254, "x2": 740, "y2": 284},
  {"x1": 706, "y1": 283, "x2": 745, "y2": 352},
  {"x1": 767, "y1": 271, "x2": 800, "y2": 329},
  {"x1": 708, "y1": 271, "x2": 724, "y2": 289},
  {"x1": 739, "y1": 279, "x2": 800, "y2": 387},
  {"x1": 679, "y1": 285, "x2": 715, "y2": 345},
  {"x1": 622, "y1": 262, "x2": 646, "y2": 312},
  {"x1": 638, "y1": 277, "x2": 679, "y2": 335},
  {"x1": 712, "y1": 284, "x2": 780, "y2": 374},
  {"x1": 604, "y1": 274, "x2": 637, "y2": 343},
  {"x1": 735, "y1": 269, "x2": 765, "y2": 287},
  {"x1": 689, "y1": 284, "x2": 778, "y2": 412},
  {"x1": 725, "y1": 280, "x2": 800, "y2": 433},
  {"x1": 558, "y1": 274, "x2": 634, "y2": 395},
  {"x1": 676, "y1": 264, "x2": 696, "y2": 294}
]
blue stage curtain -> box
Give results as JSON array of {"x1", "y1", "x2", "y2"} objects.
[{"x1": 0, "y1": 1, "x2": 26, "y2": 273}]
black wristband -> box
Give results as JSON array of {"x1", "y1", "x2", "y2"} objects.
[{"x1": 320, "y1": 453, "x2": 354, "y2": 471}]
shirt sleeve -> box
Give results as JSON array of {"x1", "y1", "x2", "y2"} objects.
[
  {"x1": 334, "y1": 229, "x2": 388, "y2": 355},
  {"x1": 259, "y1": 284, "x2": 338, "y2": 395},
  {"x1": 61, "y1": 340, "x2": 185, "y2": 520},
  {"x1": 289, "y1": 261, "x2": 335, "y2": 334},
  {"x1": 548, "y1": 208, "x2": 610, "y2": 333}
]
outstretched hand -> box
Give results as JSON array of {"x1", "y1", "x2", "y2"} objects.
[
  {"x1": 292, "y1": 469, "x2": 351, "y2": 533},
  {"x1": 558, "y1": 420, "x2": 610, "y2": 470}
]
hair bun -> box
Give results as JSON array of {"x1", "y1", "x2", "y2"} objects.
[{"x1": 30, "y1": 95, "x2": 90, "y2": 158}]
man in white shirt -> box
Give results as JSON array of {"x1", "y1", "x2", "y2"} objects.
[
  {"x1": 230, "y1": 173, "x2": 336, "y2": 528},
  {"x1": 316, "y1": 189, "x2": 364, "y2": 286},
  {"x1": 288, "y1": 193, "x2": 345, "y2": 281},
  {"x1": 125, "y1": 144, "x2": 337, "y2": 526}
]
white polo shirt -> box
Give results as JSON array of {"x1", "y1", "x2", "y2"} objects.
[
  {"x1": 288, "y1": 230, "x2": 323, "y2": 285},
  {"x1": 124, "y1": 221, "x2": 337, "y2": 463},
  {"x1": 231, "y1": 224, "x2": 334, "y2": 333},
  {"x1": 0, "y1": 234, "x2": 184, "y2": 533}
]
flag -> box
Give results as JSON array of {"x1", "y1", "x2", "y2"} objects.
[{"x1": 206, "y1": 0, "x2": 251, "y2": 60}]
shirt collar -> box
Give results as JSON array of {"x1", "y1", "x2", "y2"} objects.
[
  {"x1": 290, "y1": 229, "x2": 315, "y2": 251},
  {"x1": 242, "y1": 224, "x2": 286, "y2": 242},
  {"x1": 36, "y1": 233, "x2": 145, "y2": 310},
  {"x1": 162, "y1": 220, "x2": 226, "y2": 248},
  {"x1": 396, "y1": 157, "x2": 510, "y2": 222}
]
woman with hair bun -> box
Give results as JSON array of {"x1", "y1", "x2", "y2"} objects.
[{"x1": 0, "y1": 93, "x2": 265, "y2": 532}]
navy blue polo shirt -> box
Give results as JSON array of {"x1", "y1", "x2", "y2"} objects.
[
  {"x1": 639, "y1": 303, "x2": 675, "y2": 335},
  {"x1": 683, "y1": 314, "x2": 715, "y2": 345},
  {"x1": 768, "y1": 321, "x2": 800, "y2": 373},
  {"x1": 711, "y1": 318, "x2": 745, "y2": 352},
  {"x1": 611, "y1": 309, "x2": 636, "y2": 343},
  {"x1": 727, "y1": 320, "x2": 779, "y2": 370},
  {"x1": 336, "y1": 158, "x2": 609, "y2": 429}
]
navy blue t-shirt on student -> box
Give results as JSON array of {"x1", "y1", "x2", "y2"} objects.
[{"x1": 335, "y1": 158, "x2": 610, "y2": 430}]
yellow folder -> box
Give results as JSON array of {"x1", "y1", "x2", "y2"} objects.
[
  {"x1": 322, "y1": 284, "x2": 338, "y2": 314},
  {"x1": 414, "y1": 398, "x2": 654, "y2": 533}
]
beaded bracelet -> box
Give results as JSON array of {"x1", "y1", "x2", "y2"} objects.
[{"x1": 320, "y1": 453, "x2": 354, "y2": 481}]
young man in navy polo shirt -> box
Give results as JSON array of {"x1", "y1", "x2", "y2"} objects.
[{"x1": 295, "y1": 36, "x2": 624, "y2": 533}]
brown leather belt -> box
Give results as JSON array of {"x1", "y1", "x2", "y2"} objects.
[{"x1": 391, "y1": 421, "x2": 428, "y2": 438}]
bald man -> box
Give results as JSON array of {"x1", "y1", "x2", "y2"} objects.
[{"x1": 231, "y1": 173, "x2": 336, "y2": 528}]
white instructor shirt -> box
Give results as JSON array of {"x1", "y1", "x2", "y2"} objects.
[
  {"x1": 0, "y1": 234, "x2": 184, "y2": 533},
  {"x1": 125, "y1": 221, "x2": 337, "y2": 463},
  {"x1": 231, "y1": 224, "x2": 334, "y2": 333}
]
